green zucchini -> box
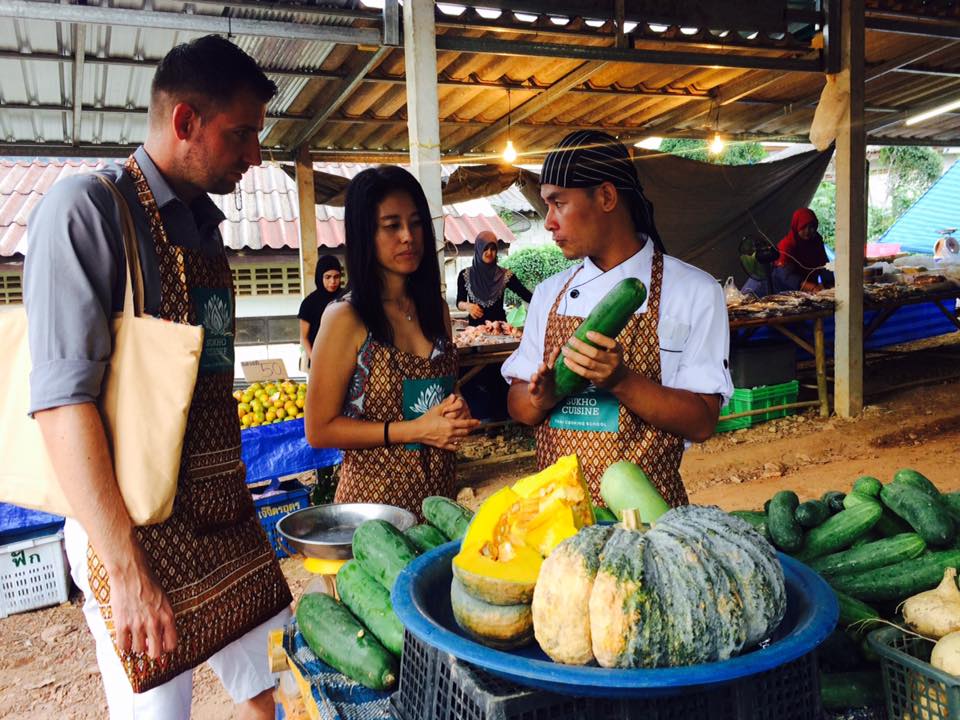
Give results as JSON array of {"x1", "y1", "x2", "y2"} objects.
[
  {"x1": 880, "y1": 482, "x2": 956, "y2": 547},
  {"x1": 833, "y1": 589, "x2": 881, "y2": 633},
  {"x1": 794, "y1": 501, "x2": 883, "y2": 562},
  {"x1": 893, "y1": 468, "x2": 941, "y2": 498},
  {"x1": 767, "y1": 491, "x2": 804, "y2": 553},
  {"x1": 296, "y1": 592, "x2": 398, "y2": 690},
  {"x1": 821, "y1": 491, "x2": 846, "y2": 515},
  {"x1": 795, "y1": 500, "x2": 829, "y2": 529},
  {"x1": 422, "y1": 496, "x2": 474, "y2": 541},
  {"x1": 729, "y1": 510, "x2": 767, "y2": 529},
  {"x1": 403, "y1": 524, "x2": 448, "y2": 553},
  {"x1": 844, "y1": 490, "x2": 911, "y2": 537},
  {"x1": 827, "y1": 549, "x2": 960, "y2": 601},
  {"x1": 592, "y1": 504, "x2": 618, "y2": 523},
  {"x1": 335, "y1": 560, "x2": 404, "y2": 656},
  {"x1": 852, "y1": 476, "x2": 883, "y2": 498},
  {"x1": 553, "y1": 278, "x2": 647, "y2": 399},
  {"x1": 352, "y1": 519, "x2": 420, "y2": 591},
  {"x1": 943, "y1": 492, "x2": 960, "y2": 524},
  {"x1": 819, "y1": 671, "x2": 885, "y2": 710},
  {"x1": 808, "y1": 533, "x2": 926, "y2": 576}
]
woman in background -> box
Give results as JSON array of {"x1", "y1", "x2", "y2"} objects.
[
  {"x1": 456, "y1": 230, "x2": 532, "y2": 324},
  {"x1": 773, "y1": 208, "x2": 834, "y2": 292},
  {"x1": 304, "y1": 166, "x2": 478, "y2": 517},
  {"x1": 298, "y1": 254, "x2": 344, "y2": 359}
]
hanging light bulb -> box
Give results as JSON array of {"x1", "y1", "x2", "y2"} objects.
[
  {"x1": 710, "y1": 132, "x2": 725, "y2": 155},
  {"x1": 503, "y1": 87, "x2": 517, "y2": 164}
]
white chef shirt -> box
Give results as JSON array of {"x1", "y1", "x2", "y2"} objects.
[{"x1": 501, "y1": 239, "x2": 734, "y2": 405}]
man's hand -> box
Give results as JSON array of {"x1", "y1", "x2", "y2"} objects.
[
  {"x1": 108, "y1": 543, "x2": 178, "y2": 659},
  {"x1": 527, "y1": 346, "x2": 562, "y2": 411},
  {"x1": 560, "y1": 331, "x2": 628, "y2": 390}
]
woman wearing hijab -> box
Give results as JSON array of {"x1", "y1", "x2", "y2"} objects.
[
  {"x1": 773, "y1": 208, "x2": 833, "y2": 292},
  {"x1": 298, "y1": 254, "x2": 344, "y2": 358},
  {"x1": 456, "y1": 230, "x2": 532, "y2": 326}
]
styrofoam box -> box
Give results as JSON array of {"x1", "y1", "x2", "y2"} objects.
[{"x1": 0, "y1": 531, "x2": 70, "y2": 619}]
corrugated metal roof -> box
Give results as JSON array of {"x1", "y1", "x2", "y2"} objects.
[
  {"x1": 0, "y1": 157, "x2": 514, "y2": 257},
  {"x1": 2, "y1": 1, "x2": 960, "y2": 159},
  {"x1": 877, "y1": 160, "x2": 960, "y2": 253}
]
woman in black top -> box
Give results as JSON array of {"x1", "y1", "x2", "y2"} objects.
[
  {"x1": 456, "y1": 231, "x2": 532, "y2": 325},
  {"x1": 298, "y1": 254, "x2": 344, "y2": 358}
]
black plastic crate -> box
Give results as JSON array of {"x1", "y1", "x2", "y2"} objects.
[{"x1": 391, "y1": 630, "x2": 823, "y2": 720}]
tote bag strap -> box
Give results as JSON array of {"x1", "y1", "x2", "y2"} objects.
[{"x1": 94, "y1": 174, "x2": 144, "y2": 320}]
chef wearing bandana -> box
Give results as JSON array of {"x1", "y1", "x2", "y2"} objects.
[{"x1": 502, "y1": 131, "x2": 733, "y2": 506}]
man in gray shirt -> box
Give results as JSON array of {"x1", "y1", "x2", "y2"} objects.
[{"x1": 25, "y1": 35, "x2": 291, "y2": 719}]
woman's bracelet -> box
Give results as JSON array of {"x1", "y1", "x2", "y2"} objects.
[{"x1": 384, "y1": 420, "x2": 391, "y2": 447}]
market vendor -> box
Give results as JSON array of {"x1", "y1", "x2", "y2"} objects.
[
  {"x1": 743, "y1": 207, "x2": 834, "y2": 296},
  {"x1": 298, "y1": 254, "x2": 344, "y2": 359},
  {"x1": 456, "y1": 231, "x2": 532, "y2": 325},
  {"x1": 304, "y1": 166, "x2": 480, "y2": 519},
  {"x1": 502, "y1": 130, "x2": 733, "y2": 506}
]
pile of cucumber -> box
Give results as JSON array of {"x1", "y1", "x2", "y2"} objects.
[
  {"x1": 295, "y1": 496, "x2": 473, "y2": 690},
  {"x1": 732, "y1": 468, "x2": 960, "y2": 711}
]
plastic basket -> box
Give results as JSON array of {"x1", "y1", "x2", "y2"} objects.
[
  {"x1": 0, "y1": 531, "x2": 70, "y2": 619},
  {"x1": 716, "y1": 380, "x2": 800, "y2": 432},
  {"x1": 391, "y1": 630, "x2": 822, "y2": 720},
  {"x1": 869, "y1": 626, "x2": 960, "y2": 720},
  {"x1": 253, "y1": 484, "x2": 311, "y2": 559}
]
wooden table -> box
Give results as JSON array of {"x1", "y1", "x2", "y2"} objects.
[
  {"x1": 456, "y1": 341, "x2": 519, "y2": 387},
  {"x1": 862, "y1": 284, "x2": 960, "y2": 341}
]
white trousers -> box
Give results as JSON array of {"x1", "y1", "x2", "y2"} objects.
[{"x1": 65, "y1": 519, "x2": 292, "y2": 720}]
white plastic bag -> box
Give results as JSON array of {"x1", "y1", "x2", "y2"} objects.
[
  {"x1": 809, "y1": 72, "x2": 849, "y2": 151},
  {"x1": 723, "y1": 276, "x2": 747, "y2": 305}
]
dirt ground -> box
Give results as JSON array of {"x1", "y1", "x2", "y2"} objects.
[{"x1": 3, "y1": 334, "x2": 960, "y2": 719}]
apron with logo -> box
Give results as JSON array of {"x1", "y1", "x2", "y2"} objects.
[
  {"x1": 86, "y1": 156, "x2": 292, "y2": 693},
  {"x1": 535, "y1": 249, "x2": 688, "y2": 507},
  {"x1": 335, "y1": 337, "x2": 458, "y2": 520}
]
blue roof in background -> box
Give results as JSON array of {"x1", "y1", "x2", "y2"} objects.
[{"x1": 878, "y1": 160, "x2": 960, "y2": 254}]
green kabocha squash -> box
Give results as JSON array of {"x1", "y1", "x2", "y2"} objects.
[
  {"x1": 450, "y1": 577, "x2": 533, "y2": 650},
  {"x1": 533, "y1": 504, "x2": 785, "y2": 668}
]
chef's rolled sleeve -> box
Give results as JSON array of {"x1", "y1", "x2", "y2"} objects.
[
  {"x1": 500, "y1": 281, "x2": 549, "y2": 383},
  {"x1": 25, "y1": 174, "x2": 123, "y2": 414},
  {"x1": 672, "y1": 279, "x2": 734, "y2": 405}
]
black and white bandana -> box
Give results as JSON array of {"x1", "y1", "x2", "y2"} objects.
[{"x1": 540, "y1": 130, "x2": 665, "y2": 253}]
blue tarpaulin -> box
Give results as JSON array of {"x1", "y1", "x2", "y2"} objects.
[
  {"x1": 241, "y1": 418, "x2": 342, "y2": 485},
  {"x1": 0, "y1": 504, "x2": 64, "y2": 545}
]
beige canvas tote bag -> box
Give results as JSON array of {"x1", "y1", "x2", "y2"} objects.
[{"x1": 0, "y1": 176, "x2": 204, "y2": 525}]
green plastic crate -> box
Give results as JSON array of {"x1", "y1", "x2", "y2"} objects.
[
  {"x1": 716, "y1": 380, "x2": 800, "y2": 433},
  {"x1": 868, "y1": 626, "x2": 960, "y2": 720}
]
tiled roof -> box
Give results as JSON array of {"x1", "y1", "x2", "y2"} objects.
[{"x1": 0, "y1": 158, "x2": 513, "y2": 258}]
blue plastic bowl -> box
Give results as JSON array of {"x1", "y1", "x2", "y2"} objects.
[{"x1": 392, "y1": 540, "x2": 837, "y2": 698}]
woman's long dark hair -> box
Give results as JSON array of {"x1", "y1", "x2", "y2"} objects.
[{"x1": 343, "y1": 166, "x2": 447, "y2": 346}]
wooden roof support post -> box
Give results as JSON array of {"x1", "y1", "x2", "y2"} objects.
[
  {"x1": 296, "y1": 144, "x2": 319, "y2": 297},
  {"x1": 834, "y1": 0, "x2": 866, "y2": 417},
  {"x1": 404, "y1": 0, "x2": 446, "y2": 295}
]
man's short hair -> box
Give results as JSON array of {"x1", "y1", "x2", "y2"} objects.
[{"x1": 150, "y1": 35, "x2": 277, "y2": 121}]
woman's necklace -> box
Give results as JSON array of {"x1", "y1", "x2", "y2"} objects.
[{"x1": 386, "y1": 296, "x2": 415, "y2": 321}]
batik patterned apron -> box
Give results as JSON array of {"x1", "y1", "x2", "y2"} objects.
[
  {"x1": 535, "y1": 250, "x2": 688, "y2": 507},
  {"x1": 335, "y1": 338, "x2": 459, "y2": 520},
  {"x1": 86, "y1": 156, "x2": 292, "y2": 693}
]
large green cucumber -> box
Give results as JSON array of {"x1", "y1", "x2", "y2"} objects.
[
  {"x1": 335, "y1": 560, "x2": 404, "y2": 656},
  {"x1": 808, "y1": 533, "x2": 926, "y2": 576},
  {"x1": 794, "y1": 501, "x2": 882, "y2": 562},
  {"x1": 851, "y1": 476, "x2": 882, "y2": 498},
  {"x1": 795, "y1": 500, "x2": 830, "y2": 529},
  {"x1": 827, "y1": 549, "x2": 960, "y2": 602},
  {"x1": 819, "y1": 671, "x2": 885, "y2": 710},
  {"x1": 422, "y1": 496, "x2": 473, "y2": 541},
  {"x1": 821, "y1": 491, "x2": 846, "y2": 514},
  {"x1": 767, "y1": 490, "x2": 804, "y2": 553},
  {"x1": 893, "y1": 468, "x2": 941, "y2": 498},
  {"x1": 552, "y1": 277, "x2": 647, "y2": 399},
  {"x1": 880, "y1": 482, "x2": 955, "y2": 547},
  {"x1": 296, "y1": 592, "x2": 398, "y2": 690},
  {"x1": 403, "y1": 524, "x2": 448, "y2": 553},
  {"x1": 844, "y1": 490, "x2": 911, "y2": 537},
  {"x1": 352, "y1": 519, "x2": 420, "y2": 591},
  {"x1": 943, "y1": 492, "x2": 960, "y2": 524},
  {"x1": 833, "y1": 589, "x2": 880, "y2": 633}
]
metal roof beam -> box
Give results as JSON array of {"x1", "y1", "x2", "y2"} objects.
[
  {"x1": 71, "y1": 23, "x2": 84, "y2": 147},
  {"x1": 894, "y1": 65, "x2": 960, "y2": 79},
  {"x1": 285, "y1": 47, "x2": 390, "y2": 151},
  {"x1": 866, "y1": 13, "x2": 960, "y2": 40},
  {"x1": 435, "y1": 36, "x2": 823, "y2": 73},
  {"x1": 0, "y1": 1, "x2": 381, "y2": 45},
  {"x1": 866, "y1": 80, "x2": 960, "y2": 133},
  {"x1": 452, "y1": 60, "x2": 607, "y2": 154}
]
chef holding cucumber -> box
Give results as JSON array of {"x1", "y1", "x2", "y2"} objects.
[{"x1": 502, "y1": 130, "x2": 733, "y2": 506}]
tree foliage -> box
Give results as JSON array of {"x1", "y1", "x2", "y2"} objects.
[
  {"x1": 878, "y1": 146, "x2": 943, "y2": 217},
  {"x1": 810, "y1": 181, "x2": 836, "y2": 249},
  {"x1": 659, "y1": 138, "x2": 766, "y2": 165},
  {"x1": 500, "y1": 245, "x2": 576, "y2": 306}
]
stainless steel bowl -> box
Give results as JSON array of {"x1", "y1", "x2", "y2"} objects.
[{"x1": 276, "y1": 502, "x2": 417, "y2": 560}]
